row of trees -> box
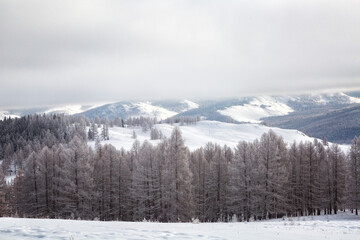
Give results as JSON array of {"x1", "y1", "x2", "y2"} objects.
[
  {"x1": 5, "y1": 128, "x2": 192, "y2": 221},
  {"x1": 1, "y1": 127, "x2": 359, "y2": 221},
  {"x1": 161, "y1": 116, "x2": 201, "y2": 126}
]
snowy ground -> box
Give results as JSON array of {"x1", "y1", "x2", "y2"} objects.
[
  {"x1": 90, "y1": 121, "x2": 350, "y2": 153},
  {"x1": 0, "y1": 212, "x2": 359, "y2": 240}
]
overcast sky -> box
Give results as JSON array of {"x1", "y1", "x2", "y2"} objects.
[{"x1": 1, "y1": 0, "x2": 360, "y2": 108}]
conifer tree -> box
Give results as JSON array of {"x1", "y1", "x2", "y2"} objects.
[
  {"x1": 165, "y1": 127, "x2": 193, "y2": 221},
  {"x1": 348, "y1": 137, "x2": 360, "y2": 215}
]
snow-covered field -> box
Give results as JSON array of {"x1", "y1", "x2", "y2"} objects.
[
  {"x1": 90, "y1": 120, "x2": 349, "y2": 152},
  {"x1": 0, "y1": 212, "x2": 359, "y2": 240}
]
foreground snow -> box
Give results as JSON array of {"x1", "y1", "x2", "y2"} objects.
[{"x1": 0, "y1": 212, "x2": 359, "y2": 240}]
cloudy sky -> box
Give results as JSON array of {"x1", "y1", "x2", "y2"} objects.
[{"x1": 1, "y1": 0, "x2": 360, "y2": 108}]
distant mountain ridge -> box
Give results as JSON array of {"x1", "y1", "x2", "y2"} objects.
[
  {"x1": 263, "y1": 104, "x2": 360, "y2": 144},
  {"x1": 78, "y1": 100, "x2": 199, "y2": 120},
  {"x1": 1, "y1": 92, "x2": 360, "y2": 144},
  {"x1": 2, "y1": 92, "x2": 359, "y2": 121}
]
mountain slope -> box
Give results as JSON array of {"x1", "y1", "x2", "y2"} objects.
[
  {"x1": 80, "y1": 100, "x2": 199, "y2": 120},
  {"x1": 218, "y1": 96, "x2": 294, "y2": 123},
  {"x1": 174, "y1": 92, "x2": 360, "y2": 123},
  {"x1": 263, "y1": 104, "x2": 360, "y2": 144},
  {"x1": 44, "y1": 104, "x2": 105, "y2": 115}
]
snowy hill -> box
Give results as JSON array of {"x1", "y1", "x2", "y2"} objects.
[
  {"x1": 43, "y1": 103, "x2": 106, "y2": 115},
  {"x1": 90, "y1": 120, "x2": 349, "y2": 152},
  {"x1": 80, "y1": 100, "x2": 199, "y2": 120},
  {"x1": 218, "y1": 96, "x2": 294, "y2": 123},
  {"x1": 0, "y1": 212, "x2": 359, "y2": 239},
  {"x1": 0, "y1": 103, "x2": 108, "y2": 119}
]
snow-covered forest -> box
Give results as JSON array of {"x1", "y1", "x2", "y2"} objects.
[{"x1": 0, "y1": 114, "x2": 359, "y2": 222}]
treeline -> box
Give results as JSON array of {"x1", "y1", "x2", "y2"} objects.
[
  {"x1": 161, "y1": 115, "x2": 201, "y2": 126},
  {"x1": 0, "y1": 114, "x2": 88, "y2": 175},
  {"x1": 0, "y1": 115, "x2": 359, "y2": 222}
]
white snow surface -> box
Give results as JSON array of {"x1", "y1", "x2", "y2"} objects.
[
  {"x1": 5, "y1": 175, "x2": 16, "y2": 185},
  {"x1": 90, "y1": 121, "x2": 349, "y2": 152},
  {"x1": 342, "y1": 92, "x2": 360, "y2": 104},
  {"x1": 44, "y1": 103, "x2": 107, "y2": 115},
  {"x1": 287, "y1": 92, "x2": 360, "y2": 105},
  {"x1": 0, "y1": 212, "x2": 359, "y2": 240},
  {"x1": 132, "y1": 101, "x2": 177, "y2": 120},
  {"x1": 218, "y1": 97, "x2": 294, "y2": 123},
  {"x1": 182, "y1": 99, "x2": 199, "y2": 112}
]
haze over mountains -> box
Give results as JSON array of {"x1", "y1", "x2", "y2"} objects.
[{"x1": 1, "y1": 91, "x2": 360, "y2": 144}]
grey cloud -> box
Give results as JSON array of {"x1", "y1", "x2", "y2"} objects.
[{"x1": 1, "y1": 0, "x2": 360, "y2": 108}]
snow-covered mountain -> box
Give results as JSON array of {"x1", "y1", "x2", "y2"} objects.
[
  {"x1": 284, "y1": 92, "x2": 360, "y2": 111},
  {"x1": 80, "y1": 99, "x2": 199, "y2": 120},
  {"x1": 218, "y1": 96, "x2": 294, "y2": 123},
  {"x1": 0, "y1": 103, "x2": 109, "y2": 119},
  {"x1": 173, "y1": 92, "x2": 360, "y2": 123},
  {"x1": 2, "y1": 92, "x2": 358, "y2": 122},
  {"x1": 43, "y1": 104, "x2": 106, "y2": 115}
]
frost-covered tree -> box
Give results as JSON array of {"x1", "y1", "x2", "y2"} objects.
[
  {"x1": 88, "y1": 122, "x2": 98, "y2": 141},
  {"x1": 22, "y1": 152, "x2": 41, "y2": 216},
  {"x1": 258, "y1": 130, "x2": 289, "y2": 219},
  {"x1": 348, "y1": 137, "x2": 360, "y2": 215},
  {"x1": 37, "y1": 146, "x2": 54, "y2": 217},
  {"x1": 93, "y1": 144, "x2": 119, "y2": 220},
  {"x1": 154, "y1": 138, "x2": 170, "y2": 221},
  {"x1": 66, "y1": 136, "x2": 94, "y2": 219},
  {"x1": 101, "y1": 124, "x2": 109, "y2": 141},
  {"x1": 0, "y1": 168, "x2": 7, "y2": 216},
  {"x1": 328, "y1": 144, "x2": 346, "y2": 214},
  {"x1": 116, "y1": 148, "x2": 131, "y2": 221},
  {"x1": 190, "y1": 148, "x2": 206, "y2": 221},
  {"x1": 203, "y1": 143, "x2": 229, "y2": 221},
  {"x1": 230, "y1": 141, "x2": 254, "y2": 221},
  {"x1": 315, "y1": 140, "x2": 333, "y2": 214},
  {"x1": 128, "y1": 140, "x2": 140, "y2": 220},
  {"x1": 150, "y1": 128, "x2": 163, "y2": 140},
  {"x1": 133, "y1": 141, "x2": 159, "y2": 220},
  {"x1": 164, "y1": 127, "x2": 193, "y2": 221}
]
